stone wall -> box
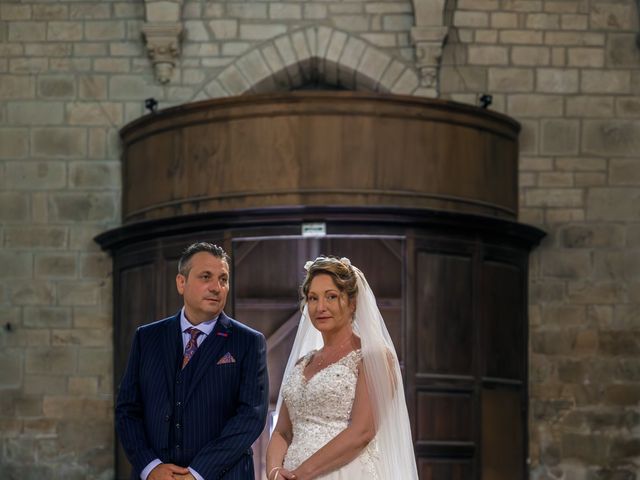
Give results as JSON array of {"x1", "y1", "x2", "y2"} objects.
[{"x1": 0, "y1": 0, "x2": 638, "y2": 478}]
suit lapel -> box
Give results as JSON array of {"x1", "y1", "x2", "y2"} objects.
[
  {"x1": 185, "y1": 312, "x2": 232, "y2": 405},
  {"x1": 162, "y1": 313, "x2": 182, "y2": 397}
]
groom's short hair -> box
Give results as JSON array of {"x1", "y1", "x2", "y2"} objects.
[{"x1": 178, "y1": 242, "x2": 230, "y2": 277}]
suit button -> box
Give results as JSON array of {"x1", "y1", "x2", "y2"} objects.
[
  {"x1": 164, "y1": 415, "x2": 170, "y2": 422},
  {"x1": 176, "y1": 444, "x2": 181, "y2": 449},
  {"x1": 176, "y1": 423, "x2": 181, "y2": 429},
  {"x1": 176, "y1": 401, "x2": 182, "y2": 407},
  {"x1": 176, "y1": 379, "x2": 182, "y2": 384}
]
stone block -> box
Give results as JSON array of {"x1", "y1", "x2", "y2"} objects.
[
  {"x1": 508, "y1": 94, "x2": 563, "y2": 117},
  {"x1": 468, "y1": 45, "x2": 508, "y2": 65},
  {"x1": 73, "y1": 307, "x2": 111, "y2": 329},
  {"x1": 338, "y1": 37, "x2": 366, "y2": 89},
  {"x1": 488, "y1": 68, "x2": 533, "y2": 92},
  {"x1": 304, "y1": 4, "x2": 327, "y2": 19},
  {"x1": 5, "y1": 161, "x2": 60, "y2": 191},
  {"x1": 70, "y1": 4, "x2": 110, "y2": 19},
  {"x1": 32, "y1": 128, "x2": 86, "y2": 158},
  {"x1": 48, "y1": 193, "x2": 117, "y2": 223},
  {"x1": 26, "y1": 347, "x2": 75, "y2": 374},
  {"x1": 525, "y1": 188, "x2": 583, "y2": 207},
  {"x1": 1, "y1": 5, "x2": 32, "y2": 20},
  {"x1": 590, "y1": 3, "x2": 633, "y2": 30},
  {"x1": 227, "y1": 4, "x2": 268, "y2": 19},
  {"x1": 66, "y1": 102, "x2": 122, "y2": 126},
  {"x1": 333, "y1": 15, "x2": 370, "y2": 32},
  {"x1": 594, "y1": 251, "x2": 640, "y2": 282},
  {"x1": 9, "y1": 22, "x2": 46, "y2": 42},
  {"x1": 0, "y1": 350, "x2": 22, "y2": 388},
  {"x1": 567, "y1": 281, "x2": 626, "y2": 304},
  {"x1": 541, "y1": 249, "x2": 591, "y2": 278},
  {"x1": 68, "y1": 376, "x2": 98, "y2": 395},
  {"x1": 391, "y1": 68, "x2": 419, "y2": 95},
  {"x1": 23, "y1": 418, "x2": 57, "y2": 435},
  {"x1": 0, "y1": 129, "x2": 28, "y2": 158},
  {"x1": 537, "y1": 68, "x2": 578, "y2": 93},
  {"x1": 9, "y1": 102, "x2": 65, "y2": 128},
  {"x1": 527, "y1": 12, "x2": 560, "y2": 28},
  {"x1": 0, "y1": 74, "x2": 35, "y2": 100},
  {"x1": 24, "y1": 374, "x2": 67, "y2": 395},
  {"x1": 52, "y1": 328, "x2": 110, "y2": 347},
  {"x1": 47, "y1": 21, "x2": 83, "y2": 41},
  {"x1": 0, "y1": 194, "x2": 29, "y2": 224},
  {"x1": 568, "y1": 47, "x2": 604, "y2": 67},
  {"x1": 269, "y1": 4, "x2": 302, "y2": 20},
  {"x1": 454, "y1": 11, "x2": 489, "y2": 27},
  {"x1": 0, "y1": 251, "x2": 32, "y2": 278},
  {"x1": 616, "y1": 97, "x2": 640, "y2": 117},
  {"x1": 560, "y1": 13, "x2": 587, "y2": 30},
  {"x1": 609, "y1": 159, "x2": 640, "y2": 185},
  {"x1": 37, "y1": 75, "x2": 75, "y2": 99},
  {"x1": 34, "y1": 254, "x2": 76, "y2": 278},
  {"x1": 512, "y1": 46, "x2": 550, "y2": 66},
  {"x1": 85, "y1": 21, "x2": 125, "y2": 40},
  {"x1": 562, "y1": 224, "x2": 625, "y2": 249},
  {"x1": 69, "y1": 162, "x2": 120, "y2": 188},
  {"x1": 217, "y1": 65, "x2": 250, "y2": 95},
  {"x1": 10, "y1": 58, "x2": 48, "y2": 74},
  {"x1": 184, "y1": 20, "x2": 209, "y2": 41},
  {"x1": 546, "y1": 31, "x2": 605, "y2": 46},
  {"x1": 606, "y1": 33, "x2": 640, "y2": 68},
  {"x1": 24, "y1": 307, "x2": 72, "y2": 328},
  {"x1": 94, "y1": 58, "x2": 131, "y2": 73},
  {"x1": 4, "y1": 226, "x2": 67, "y2": 249},
  {"x1": 10, "y1": 280, "x2": 55, "y2": 306},
  {"x1": 599, "y1": 331, "x2": 640, "y2": 356},
  {"x1": 440, "y1": 65, "x2": 487, "y2": 91},
  {"x1": 329, "y1": 4, "x2": 363, "y2": 14},
  {"x1": 582, "y1": 70, "x2": 631, "y2": 94},
  {"x1": 541, "y1": 304, "x2": 585, "y2": 326},
  {"x1": 25, "y1": 43, "x2": 73, "y2": 57},
  {"x1": 566, "y1": 96, "x2": 614, "y2": 117},
  {"x1": 475, "y1": 30, "x2": 498, "y2": 44},
  {"x1": 57, "y1": 281, "x2": 100, "y2": 306},
  {"x1": 583, "y1": 120, "x2": 640, "y2": 157},
  {"x1": 574, "y1": 172, "x2": 606, "y2": 187},
  {"x1": 237, "y1": 50, "x2": 275, "y2": 91},
  {"x1": 275, "y1": 35, "x2": 303, "y2": 85},
  {"x1": 538, "y1": 172, "x2": 573, "y2": 187},
  {"x1": 208, "y1": 19, "x2": 238, "y2": 39},
  {"x1": 541, "y1": 119, "x2": 579, "y2": 155},
  {"x1": 357, "y1": 47, "x2": 391, "y2": 89},
  {"x1": 500, "y1": 29, "x2": 543, "y2": 44},
  {"x1": 239, "y1": 24, "x2": 286, "y2": 41},
  {"x1": 77, "y1": 348, "x2": 111, "y2": 376},
  {"x1": 42, "y1": 396, "x2": 111, "y2": 419},
  {"x1": 531, "y1": 329, "x2": 577, "y2": 355}
]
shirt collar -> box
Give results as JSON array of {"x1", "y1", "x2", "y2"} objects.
[{"x1": 180, "y1": 307, "x2": 218, "y2": 336}]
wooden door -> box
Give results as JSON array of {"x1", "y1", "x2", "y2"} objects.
[{"x1": 230, "y1": 235, "x2": 405, "y2": 478}]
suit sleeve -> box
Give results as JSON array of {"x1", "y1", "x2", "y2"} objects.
[
  {"x1": 115, "y1": 329, "x2": 159, "y2": 475},
  {"x1": 190, "y1": 332, "x2": 269, "y2": 478}
]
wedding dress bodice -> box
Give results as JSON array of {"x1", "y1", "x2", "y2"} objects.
[{"x1": 281, "y1": 349, "x2": 378, "y2": 478}]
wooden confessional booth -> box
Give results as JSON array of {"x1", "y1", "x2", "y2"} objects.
[{"x1": 96, "y1": 92, "x2": 545, "y2": 480}]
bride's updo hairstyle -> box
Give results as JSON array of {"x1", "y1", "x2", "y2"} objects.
[{"x1": 300, "y1": 256, "x2": 358, "y2": 306}]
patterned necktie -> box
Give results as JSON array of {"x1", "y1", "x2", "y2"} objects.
[{"x1": 182, "y1": 327, "x2": 203, "y2": 369}]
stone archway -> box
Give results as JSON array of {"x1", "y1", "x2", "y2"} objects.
[{"x1": 193, "y1": 26, "x2": 422, "y2": 99}]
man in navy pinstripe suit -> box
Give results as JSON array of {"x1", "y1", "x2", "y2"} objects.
[{"x1": 116, "y1": 242, "x2": 269, "y2": 480}]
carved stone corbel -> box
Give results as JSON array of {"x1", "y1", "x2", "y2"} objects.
[
  {"x1": 411, "y1": 26, "x2": 449, "y2": 89},
  {"x1": 142, "y1": 23, "x2": 183, "y2": 84}
]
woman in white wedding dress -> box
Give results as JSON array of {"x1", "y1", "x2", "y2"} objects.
[{"x1": 265, "y1": 257, "x2": 418, "y2": 480}]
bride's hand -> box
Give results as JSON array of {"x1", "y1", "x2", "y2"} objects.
[{"x1": 276, "y1": 468, "x2": 298, "y2": 479}]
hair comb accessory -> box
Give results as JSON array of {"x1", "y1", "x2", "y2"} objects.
[
  {"x1": 304, "y1": 261, "x2": 313, "y2": 271},
  {"x1": 339, "y1": 257, "x2": 351, "y2": 267}
]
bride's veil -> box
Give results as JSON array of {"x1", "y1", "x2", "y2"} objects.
[{"x1": 273, "y1": 259, "x2": 419, "y2": 479}]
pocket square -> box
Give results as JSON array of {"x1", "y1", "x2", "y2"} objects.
[{"x1": 217, "y1": 352, "x2": 236, "y2": 365}]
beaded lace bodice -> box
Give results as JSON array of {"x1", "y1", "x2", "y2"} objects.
[{"x1": 281, "y1": 349, "x2": 378, "y2": 476}]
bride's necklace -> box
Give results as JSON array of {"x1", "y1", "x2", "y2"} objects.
[{"x1": 314, "y1": 336, "x2": 353, "y2": 368}]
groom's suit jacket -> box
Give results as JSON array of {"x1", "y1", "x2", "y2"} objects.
[{"x1": 115, "y1": 311, "x2": 268, "y2": 480}]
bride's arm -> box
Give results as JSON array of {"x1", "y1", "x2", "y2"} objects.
[
  {"x1": 266, "y1": 402, "x2": 294, "y2": 479},
  {"x1": 291, "y1": 365, "x2": 376, "y2": 480}
]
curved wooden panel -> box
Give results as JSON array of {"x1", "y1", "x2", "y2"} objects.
[{"x1": 120, "y1": 92, "x2": 520, "y2": 223}]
